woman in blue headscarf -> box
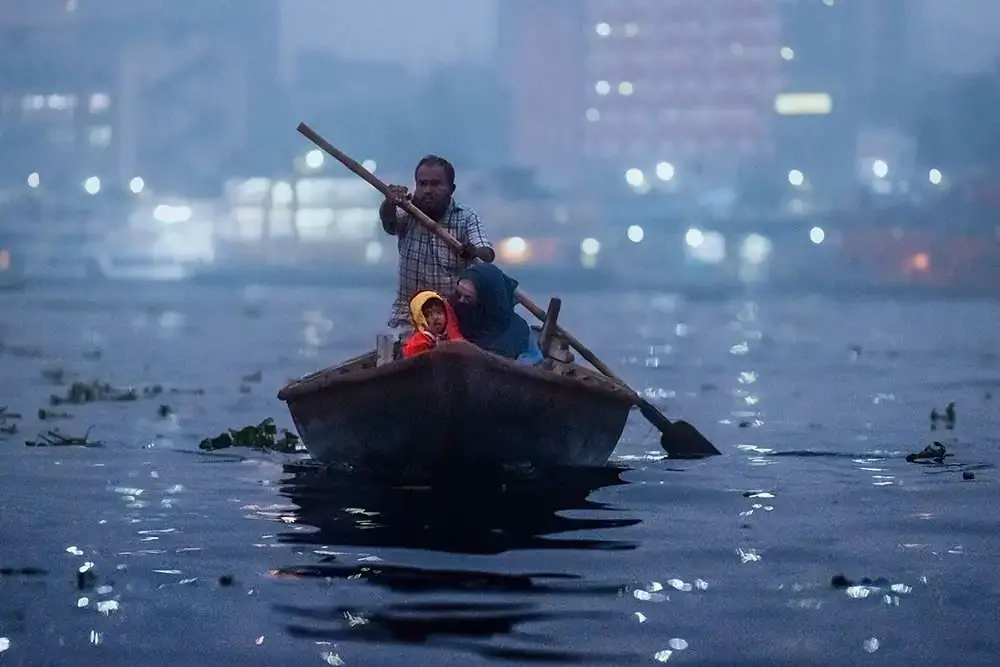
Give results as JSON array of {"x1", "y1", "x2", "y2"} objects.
[{"x1": 449, "y1": 263, "x2": 544, "y2": 365}]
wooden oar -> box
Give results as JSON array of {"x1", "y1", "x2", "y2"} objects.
[{"x1": 296, "y1": 122, "x2": 721, "y2": 459}]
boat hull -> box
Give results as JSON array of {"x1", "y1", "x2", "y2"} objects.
[{"x1": 278, "y1": 342, "x2": 634, "y2": 478}]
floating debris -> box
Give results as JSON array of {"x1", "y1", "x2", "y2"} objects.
[
  {"x1": 238, "y1": 370, "x2": 263, "y2": 394},
  {"x1": 77, "y1": 564, "x2": 98, "y2": 590},
  {"x1": 241, "y1": 370, "x2": 263, "y2": 383},
  {"x1": 50, "y1": 381, "x2": 139, "y2": 405},
  {"x1": 831, "y1": 574, "x2": 890, "y2": 589},
  {"x1": 905, "y1": 441, "x2": 948, "y2": 464},
  {"x1": 0, "y1": 343, "x2": 43, "y2": 358},
  {"x1": 157, "y1": 404, "x2": 174, "y2": 419},
  {"x1": 199, "y1": 418, "x2": 301, "y2": 454},
  {"x1": 165, "y1": 386, "x2": 205, "y2": 396},
  {"x1": 0, "y1": 406, "x2": 21, "y2": 421},
  {"x1": 930, "y1": 402, "x2": 956, "y2": 430},
  {"x1": 0, "y1": 407, "x2": 22, "y2": 437},
  {"x1": 25, "y1": 428, "x2": 103, "y2": 448},
  {"x1": 38, "y1": 408, "x2": 73, "y2": 421},
  {"x1": 41, "y1": 367, "x2": 73, "y2": 385},
  {"x1": 50, "y1": 380, "x2": 205, "y2": 406}
]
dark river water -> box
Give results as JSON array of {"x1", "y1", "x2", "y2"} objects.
[{"x1": 1, "y1": 284, "x2": 999, "y2": 666}]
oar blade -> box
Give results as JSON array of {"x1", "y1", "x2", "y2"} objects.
[
  {"x1": 660, "y1": 420, "x2": 721, "y2": 459},
  {"x1": 637, "y1": 400, "x2": 721, "y2": 458}
]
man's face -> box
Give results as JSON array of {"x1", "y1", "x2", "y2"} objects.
[
  {"x1": 422, "y1": 302, "x2": 447, "y2": 335},
  {"x1": 413, "y1": 164, "x2": 452, "y2": 218}
]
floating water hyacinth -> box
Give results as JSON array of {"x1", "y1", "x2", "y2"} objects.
[
  {"x1": 905, "y1": 441, "x2": 948, "y2": 464},
  {"x1": 198, "y1": 418, "x2": 301, "y2": 454},
  {"x1": 25, "y1": 428, "x2": 103, "y2": 448},
  {"x1": 49, "y1": 380, "x2": 140, "y2": 405},
  {"x1": 48, "y1": 379, "x2": 204, "y2": 406}
]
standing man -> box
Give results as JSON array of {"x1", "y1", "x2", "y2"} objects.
[{"x1": 380, "y1": 155, "x2": 495, "y2": 331}]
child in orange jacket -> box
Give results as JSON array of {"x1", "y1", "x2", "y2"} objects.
[{"x1": 401, "y1": 290, "x2": 464, "y2": 358}]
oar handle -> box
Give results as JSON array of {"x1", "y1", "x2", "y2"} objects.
[{"x1": 296, "y1": 122, "x2": 629, "y2": 388}]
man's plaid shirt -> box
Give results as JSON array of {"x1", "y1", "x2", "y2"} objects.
[{"x1": 386, "y1": 199, "x2": 492, "y2": 328}]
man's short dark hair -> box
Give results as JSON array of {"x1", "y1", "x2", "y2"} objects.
[{"x1": 415, "y1": 155, "x2": 455, "y2": 187}]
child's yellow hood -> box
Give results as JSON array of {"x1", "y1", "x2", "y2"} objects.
[{"x1": 409, "y1": 290, "x2": 445, "y2": 333}]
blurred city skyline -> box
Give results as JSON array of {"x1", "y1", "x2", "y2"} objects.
[
  {"x1": 275, "y1": 0, "x2": 1000, "y2": 77},
  {"x1": 2, "y1": 0, "x2": 999, "y2": 204}
]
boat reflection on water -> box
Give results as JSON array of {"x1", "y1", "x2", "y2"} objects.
[
  {"x1": 275, "y1": 462, "x2": 639, "y2": 555},
  {"x1": 267, "y1": 463, "x2": 642, "y2": 662}
]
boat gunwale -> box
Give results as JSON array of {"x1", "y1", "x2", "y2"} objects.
[{"x1": 277, "y1": 340, "x2": 637, "y2": 405}]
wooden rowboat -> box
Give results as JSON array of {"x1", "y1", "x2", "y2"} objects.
[
  {"x1": 284, "y1": 124, "x2": 721, "y2": 464},
  {"x1": 277, "y1": 337, "x2": 636, "y2": 478}
]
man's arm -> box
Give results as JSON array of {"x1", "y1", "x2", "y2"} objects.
[
  {"x1": 380, "y1": 199, "x2": 400, "y2": 235},
  {"x1": 380, "y1": 185, "x2": 410, "y2": 236},
  {"x1": 463, "y1": 210, "x2": 495, "y2": 263}
]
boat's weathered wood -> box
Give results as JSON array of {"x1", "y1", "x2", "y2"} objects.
[
  {"x1": 538, "y1": 297, "x2": 562, "y2": 355},
  {"x1": 279, "y1": 341, "x2": 630, "y2": 402},
  {"x1": 283, "y1": 351, "x2": 377, "y2": 391},
  {"x1": 547, "y1": 332, "x2": 575, "y2": 364},
  {"x1": 376, "y1": 334, "x2": 394, "y2": 367},
  {"x1": 278, "y1": 341, "x2": 633, "y2": 475}
]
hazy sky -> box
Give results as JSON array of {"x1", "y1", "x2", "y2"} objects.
[
  {"x1": 279, "y1": 0, "x2": 496, "y2": 80},
  {"x1": 915, "y1": 0, "x2": 1000, "y2": 75}
]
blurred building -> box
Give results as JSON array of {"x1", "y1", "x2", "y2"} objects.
[
  {"x1": 0, "y1": 0, "x2": 280, "y2": 198},
  {"x1": 772, "y1": 0, "x2": 917, "y2": 198},
  {"x1": 291, "y1": 52, "x2": 424, "y2": 174},
  {"x1": 498, "y1": 0, "x2": 783, "y2": 191}
]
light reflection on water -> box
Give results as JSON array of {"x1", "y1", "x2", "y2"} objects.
[{"x1": 0, "y1": 284, "x2": 999, "y2": 665}]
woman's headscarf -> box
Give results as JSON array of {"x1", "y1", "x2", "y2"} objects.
[{"x1": 449, "y1": 263, "x2": 530, "y2": 359}]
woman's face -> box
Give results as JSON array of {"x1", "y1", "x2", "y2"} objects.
[{"x1": 454, "y1": 279, "x2": 477, "y2": 304}]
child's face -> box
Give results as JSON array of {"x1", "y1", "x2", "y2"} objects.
[{"x1": 422, "y1": 303, "x2": 447, "y2": 336}]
